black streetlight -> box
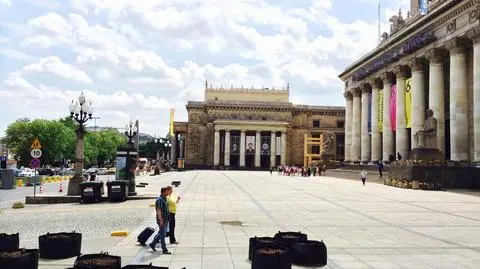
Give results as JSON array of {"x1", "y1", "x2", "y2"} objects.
[
  {"x1": 67, "y1": 92, "x2": 94, "y2": 195},
  {"x1": 124, "y1": 120, "x2": 138, "y2": 144}
]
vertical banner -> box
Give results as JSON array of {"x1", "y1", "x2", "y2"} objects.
[
  {"x1": 231, "y1": 136, "x2": 240, "y2": 154},
  {"x1": 405, "y1": 78, "x2": 412, "y2": 128},
  {"x1": 261, "y1": 136, "x2": 271, "y2": 155},
  {"x1": 419, "y1": 0, "x2": 428, "y2": 15},
  {"x1": 390, "y1": 84, "x2": 397, "y2": 131},
  {"x1": 246, "y1": 136, "x2": 255, "y2": 155},
  {"x1": 169, "y1": 108, "x2": 175, "y2": 137},
  {"x1": 276, "y1": 136, "x2": 281, "y2": 155},
  {"x1": 368, "y1": 92, "x2": 372, "y2": 134},
  {"x1": 377, "y1": 89, "x2": 384, "y2": 132}
]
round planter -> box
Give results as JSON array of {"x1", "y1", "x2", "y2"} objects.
[
  {"x1": 39, "y1": 232, "x2": 82, "y2": 259},
  {"x1": 248, "y1": 236, "x2": 286, "y2": 260},
  {"x1": 74, "y1": 252, "x2": 121, "y2": 269},
  {"x1": 0, "y1": 248, "x2": 39, "y2": 269},
  {"x1": 121, "y1": 264, "x2": 168, "y2": 269},
  {"x1": 274, "y1": 231, "x2": 307, "y2": 247},
  {"x1": 291, "y1": 240, "x2": 327, "y2": 266},
  {"x1": 252, "y1": 248, "x2": 292, "y2": 269},
  {"x1": 0, "y1": 233, "x2": 19, "y2": 251}
]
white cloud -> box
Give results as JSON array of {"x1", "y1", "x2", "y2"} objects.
[
  {"x1": 0, "y1": 0, "x2": 11, "y2": 6},
  {"x1": 22, "y1": 56, "x2": 93, "y2": 83},
  {"x1": 0, "y1": 47, "x2": 37, "y2": 61}
]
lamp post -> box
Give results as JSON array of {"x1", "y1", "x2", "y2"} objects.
[
  {"x1": 67, "y1": 92, "x2": 94, "y2": 195},
  {"x1": 125, "y1": 120, "x2": 138, "y2": 144},
  {"x1": 119, "y1": 120, "x2": 138, "y2": 196}
]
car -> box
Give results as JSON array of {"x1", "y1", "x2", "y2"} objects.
[
  {"x1": 18, "y1": 169, "x2": 39, "y2": 177},
  {"x1": 38, "y1": 168, "x2": 55, "y2": 176},
  {"x1": 84, "y1": 168, "x2": 97, "y2": 175},
  {"x1": 106, "y1": 167, "x2": 116, "y2": 175},
  {"x1": 96, "y1": 168, "x2": 107, "y2": 175}
]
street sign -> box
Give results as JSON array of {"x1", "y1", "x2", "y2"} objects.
[
  {"x1": 30, "y1": 149, "x2": 42, "y2": 158},
  {"x1": 0, "y1": 156, "x2": 6, "y2": 161},
  {"x1": 31, "y1": 138, "x2": 42, "y2": 149},
  {"x1": 30, "y1": 158, "x2": 40, "y2": 169}
]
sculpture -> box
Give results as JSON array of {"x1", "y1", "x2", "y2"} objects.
[
  {"x1": 389, "y1": 9, "x2": 405, "y2": 35},
  {"x1": 321, "y1": 132, "x2": 335, "y2": 155},
  {"x1": 381, "y1": 32, "x2": 389, "y2": 41},
  {"x1": 414, "y1": 109, "x2": 437, "y2": 149}
]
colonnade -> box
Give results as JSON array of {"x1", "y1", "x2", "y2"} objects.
[{"x1": 344, "y1": 33, "x2": 480, "y2": 163}]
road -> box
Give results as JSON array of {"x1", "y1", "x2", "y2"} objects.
[{"x1": 0, "y1": 174, "x2": 116, "y2": 209}]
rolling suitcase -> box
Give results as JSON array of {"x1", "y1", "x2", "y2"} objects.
[{"x1": 137, "y1": 227, "x2": 155, "y2": 246}]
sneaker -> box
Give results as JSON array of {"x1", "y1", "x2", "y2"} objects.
[
  {"x1": 170, "y1": 241, "x2": 179, "y2": 244},
  {"x1": 163, "y1": 251, "x2": 172, "y2": 255},
  {"x1": 149, "y1": 243, "x2": 157, "y2": 251}
]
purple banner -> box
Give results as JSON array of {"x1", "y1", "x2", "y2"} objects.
[
  {"x1": 390, "y1": 85, "x2": 397, "y2": 131},
  {"x1": 368, "y1": 92, "x2": 372, "y2": 133}
]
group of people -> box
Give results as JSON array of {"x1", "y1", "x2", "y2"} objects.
[
  {"x1": 149, "y1": 185, "x2": 180, "y2": 254},
  {"x1": 271, "y1": 165, "x2": 328, "y2": 177}
]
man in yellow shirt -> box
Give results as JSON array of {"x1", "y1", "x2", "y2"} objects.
[{"x1": 165, "y1": 186, "x2": 180, "y2": 244}]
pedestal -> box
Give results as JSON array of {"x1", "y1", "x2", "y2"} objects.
[{"x1": 408, "y1": 148, "x2": 445, "y2": 161}]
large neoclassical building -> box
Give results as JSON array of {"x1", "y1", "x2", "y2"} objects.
[
  {"x1": 172, "y1": 83, "x2": 345, "y2": 169},
  {"x1": 339, "y1": 0, "x2": 480, "y2": 164}
]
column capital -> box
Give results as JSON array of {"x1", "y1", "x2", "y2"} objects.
[
  {"x1": 445, "y1": 37, "x2": 470, "y2": 54},
  {"x1": 467, "y1": 27, "x2": 480, "y2": 44},
  {"x1": 370, "y1": 78, "x2": 382, "y2": 89},
  {"x1": 241, "y1": 129, "x2": 246, "y2": 133},
  {"x1": 343, "y1": 91, "x2": 353, "y2": 100},
  {"x1": 256, "y1": 130, "x2": 260, "y2": 134},
  {"x1": 352, "y1": 87, "x2": 361, "y2": 97},
  {"x1": 393, "y1": 65, "x2": 409, "y2": 79},
  {"x1": 408, "y1": 57, "x2": 426, "y2": 72},
  {"x1": 425, "y1": 48, "x2": 448, "y2": 64},
  {"x1": 225, "y1": 129, "x2": 230, "y2": 133},
  {"x1": 360, "y1": 83, "x2": 371, "y2": 94},
  {"x1": 379, "y1": 72, "x2": 395, "y2": 84}
]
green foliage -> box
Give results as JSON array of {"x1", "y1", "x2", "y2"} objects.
[
  {"x1": 4, "y1": 117, "x2": 127, "y2": 167},
  {"x1": 12, "y1": 201, "x2": 25, "y2": 209}
]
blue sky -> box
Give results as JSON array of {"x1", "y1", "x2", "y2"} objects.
[{"x1": 0, "y1": 0, "x2": 408, "y2": 136}]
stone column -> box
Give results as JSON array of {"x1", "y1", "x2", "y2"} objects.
[
  {"x1": 361, "y1": 85, "x2": 371, "y2": 162},
  {"x1": 426, "y1": 48, "x2": 447, "y2": 155},
  {"x1": 240, "y1": 130, "x2": 246, "y2": 167},
  {"x1": 409, "y1": 58, "x2": 426, "y2": 149},
  {"x1": 344, "y1": 92, "x2": 353, "y2": 162},
  {"x1": 394, "y1": 65, "x2": 409, "y2": 159},
  {"x1": 170, "y1": 134, "x2": 176, "y2": 165},
  {"x1": 255, "y1": 131, "x2": 261, "y2": 167},
  {"x1": 351, "y1": 88, "x2": 361, "y2": 162},
  {"x1": 381, "y1": 72, "x2": 394, "y2": 161},
  {"x1": 469, "y1": 28, "x2": 480, "y2": 162},
  {"x1": 447, "y1": 38, "x2": 469, "y2": 161},
  {"x1": 213, "y1": 130, "x2": 220, "y2": 166},
  {"x1": 224, "y1": 130, "x2": 231, "y2": 167},
  {"x1": 270, "y1": 132, "x2": 276, "y2": 167},
  {"x1": 370, "y1": 79, "x2": 382, "y2": 162},
  {"x1": 179, "y1": 134, "x2": 184, "y2": 159},
  {"x1": 68, "y1": 127, "x2": 85, "y2": 195},
  {"x1": 281, "y1": 131, "x2": 287, "y2": 165}
]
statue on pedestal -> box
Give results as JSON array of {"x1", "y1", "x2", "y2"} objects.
[
  {"x1": 414, "y1": 109, "x2": 437, "y2": 149},
  {"x1": 320, "y1": 132, "x2": 336, "y2": 160}
]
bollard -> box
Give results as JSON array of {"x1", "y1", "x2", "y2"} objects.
[
  {"x1": 47, "y1": 177, "x2": 52, "y2": 183},
  {"x1": 16, "y1": 179, "x2": 23, "y2": 187}
]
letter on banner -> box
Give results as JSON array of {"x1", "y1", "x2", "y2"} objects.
[
  {"x1": 377, "y1": 89, "x2": 384, "y2": 132},
  {"x1": 405, "y1": 78, "x2": 412, "y2": 128},
  {"x1": 368, "y1": 92, "x2": 372, "y2": 134},
  {"x1": 390, "y1": 85, "x2": 397, "y2": 131}
]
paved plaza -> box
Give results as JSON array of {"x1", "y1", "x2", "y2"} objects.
[{"x1": 1, "y1": 170, "x2": 480, "y2": 268}]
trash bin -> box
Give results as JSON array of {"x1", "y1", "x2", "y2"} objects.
[
  {"x1": 79, "y1": 181, "x2": 104, "y2": 203},
  {"x1": 106, "y1": 180, "x2": 129, "y2": 202},
  {"x1": 0, "y1": 169, "x2": 15, "y2": 189}
]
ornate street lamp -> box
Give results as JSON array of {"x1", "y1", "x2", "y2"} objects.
[
  {"x1": 124, "y1": 120, "x2": 138, "y2": 144},
  {"x1": 67, "y1": 92, "x2": 94, "y2": 195}
]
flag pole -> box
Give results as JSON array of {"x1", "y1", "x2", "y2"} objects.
[{"x1": 378, "y1": 1, "x2": 381, "y2": 44}]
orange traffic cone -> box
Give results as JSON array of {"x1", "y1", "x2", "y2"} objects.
[{"x1": 58, "y1": 182, "x2": 63, "y2": 193}]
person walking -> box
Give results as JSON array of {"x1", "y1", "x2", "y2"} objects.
[
  {"x1": 149, "y1": 187, "x2": 171, "y2": 254},
  {"x1": 166, "y1": 186, "x2": 180, "y2": 244},
  {"x1": 376, "y1": 161, "x2": 384, "y2": 178},
  {"x1": 360, "y1": 169, "x2": 367, "y2": 186}
]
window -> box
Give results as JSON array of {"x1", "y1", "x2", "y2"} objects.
[
  {"x1": 312, "y1": 133, "x2": 320, "y2": 138},
  {"x1": 337, "y1": 120, "x2": 345, "y2": 128},
  {"x1": 262, "y1": 116, "x2": 267, "y2": 121},
  {"x1": 312, "y1": 145, "x2": 320, "y2": 154},
  {"x1": 312, "y1": 120, "x2": 321, "y2": 128}
]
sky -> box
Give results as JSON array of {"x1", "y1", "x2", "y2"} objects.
[{"x1": 0, "y1": 0, "x2": 409, "y2": 137}]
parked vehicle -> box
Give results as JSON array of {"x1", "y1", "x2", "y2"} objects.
[
  {"x1": 18, "y1": 169, "x2": 39, "y2": 177},
  {"x1": 96, "y1": 168, "x2": 107, "y2": 175},
  {"x1": 38, "y1": 168, "x2": 55, "y2": 176},
  {"x1": 106, "y1": 167, "x2": 116, "y2": 175},
  {"x1": 84, "y1": 168, "x2": 97, "y2": 175}
]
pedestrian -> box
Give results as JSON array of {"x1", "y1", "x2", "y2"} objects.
[
  {"x1": 165, "y1": 185, "x2": 180, "y2": 244},
  {"x1": 376, "y1": 161, "x2": 384, "y2": 178},
  {"x1": 269, "y1": 167, "x2": 273, "y2": 175},
  {"x1": 360, "y1": 169, "x2": 367, "y2": 186},
  {"x1": 149, "y1": 187, "x2": 171, "y2": 254},
  {"x1": 322, "y1": 164, "x2": 327, "y2": 176},
  {"x1": 397, "y1": 152, "x2": 402, "y2": 161}
]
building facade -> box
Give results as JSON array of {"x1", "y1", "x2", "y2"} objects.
[
  {"x1": 339, "y1": 0, "x2": 480, "y2": 164},
  {"x1": 173, "y1": 83, "x2": 345, "y2": 169}
]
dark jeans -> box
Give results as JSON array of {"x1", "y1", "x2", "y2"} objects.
[
  {"x1": 151, "y1": 223, "x2": 168, "y2": 252},
  {"x1": 169, "y1": 213, "x2": 176, "y2": 243},
  {"x1": 378, "y1": 169, "x2": 383, "y2": 177},
  {"x1": 361, "y1": 177, "x2": 366, "y2": 185}
]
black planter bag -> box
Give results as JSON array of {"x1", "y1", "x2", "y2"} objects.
[
  {"x1": 248, "y1": 236, "x2": 286, "y2": 261},
  {"x1": 252, "y1": 247, "x2": 292, "y2": 269},
  {"x1": 274, "y1": 231, "x2": 308, "y2": 247},
  {"x1": 0, "y1": 248, "x2": 39, "y2": 269},
  {"x1": 291, "y1": 240, "x2": 327, "y2": 266},
  {"x1": 121, "y1": 264, "x2": 168, "y2": 269},
  {"x1": 0, "y1": 233, "x2": 20, "y2": 252},
  {"x1": 74, "y1": 252, "x2": 121, "y2": 269},
  {"x1": 39, "y1": 232, "x2": 82, "y2": 259}
]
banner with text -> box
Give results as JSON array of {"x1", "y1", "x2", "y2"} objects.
[
  {"x1": 405, "y1": 78, "x2": 412, "y2": 128},
  {"x1": 390, "y1": 84, "x2": 397, "y2": 131},
  {"x1": 377, "y1": 89, "x2": 384, "y2": 132},
  {"x1": 368, "y1": 92, "x2": 372, "y2": 134},
  {"x1": 169, "y1": 108, "x2": 175, "y2": 136}
]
